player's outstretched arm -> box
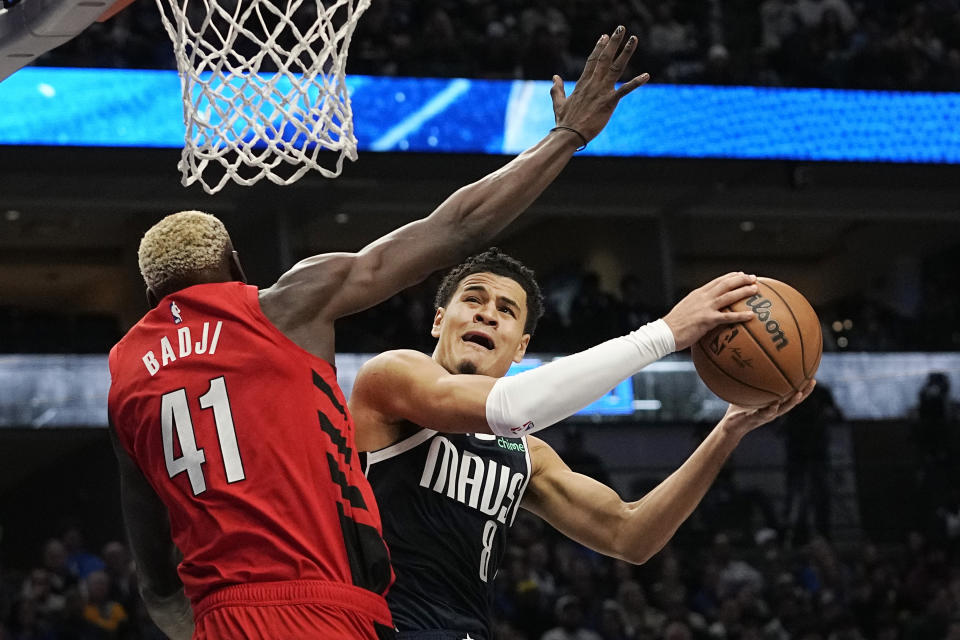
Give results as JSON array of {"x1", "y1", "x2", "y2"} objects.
[
  {"x1": 261, "y1": 28, "x2": 649, "y2": 332},
  {"x1": 520, "y1": 381, "x2": 815, "y2": 565},
  {"x1": 109, "y1": 427, "x2": 194, "y2": 640},
  {"x1": 351, "y1": 274, "x2": 761, "y2": 450}
]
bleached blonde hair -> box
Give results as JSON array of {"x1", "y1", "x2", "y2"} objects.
[{"x1": 138, "y1": 210, "x2": 231, "y2": 292}]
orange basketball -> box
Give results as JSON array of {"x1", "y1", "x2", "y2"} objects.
[{"x1": 691, "y1": 277, "x2": 822, "y2": 407}]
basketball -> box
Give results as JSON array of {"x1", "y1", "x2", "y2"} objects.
[{"x1": 692, "y1": 277, "x2": 822, "y2": 407}]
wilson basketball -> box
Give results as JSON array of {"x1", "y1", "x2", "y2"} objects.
[{"x1": 691, "y1": 277, "x2": 822, "y2": 407}]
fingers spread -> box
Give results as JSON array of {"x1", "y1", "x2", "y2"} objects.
[
  {"x1": 592, "y1": 26, "x2": 624, "y2": 77},
  {"x1": 579, "y1": 34, "x2": 608, "y2": 82},
  {"x1": 609, "y1": 35, "x2": 638, "y2": 77},
  {"x1": 614, "y1": 73, "x2": 650, "y2": 100}
]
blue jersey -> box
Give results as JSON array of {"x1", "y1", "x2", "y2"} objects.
[{"x1": 364, "y1": 428, "x2": 531, "y2": 639}]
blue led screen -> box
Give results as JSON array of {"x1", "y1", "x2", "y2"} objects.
[{"x1": 1, "y1": 67, "x2": 959, "y2": 163}]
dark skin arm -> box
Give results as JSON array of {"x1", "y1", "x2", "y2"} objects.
[
  {"x1": 110, "y1": 426, "x2": 193, "y2": 639},
  {"x1": 259, "y1": 27, "x2": 649, "y2": 363}
]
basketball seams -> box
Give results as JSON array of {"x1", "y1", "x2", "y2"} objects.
[
  {"x1": 761, "y1": 280, "x2": 813, "y2": 380},
  {"x1": 714, "y1": 305, "x2": 794, "y2": 390},
  {"x1": 693, "y1": 342, "x2": 782, "y2": 404},
  {"x1": 733, "y1": 290, "x2": 803, "y2": 392},
  {"x1": 694, "y1": 278, "x2": 822, "y2": 405}
]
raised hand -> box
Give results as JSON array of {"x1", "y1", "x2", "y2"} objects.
[
  {"x1": 550, "y1": 26, "x2": 650, "y2": 144},
  {"x1": 662, "y1": 272, "x2": 759, "y2": 351}
]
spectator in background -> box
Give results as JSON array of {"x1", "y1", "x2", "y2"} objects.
[
  {"x1": 569, "y1": 272, "x2": 620, "y2": 350},
  {"x1": 781, "y1": 383, "x2": 840, "y2": 545},
  {"x1": 52, "y1": 587, "x2": 100, "y2": 640},
  {"x1": 411, "y1": 4, "x2": 462, "y2": 77},
  {"x1": 81, "y1": 571, "x2": 127, "y2": 638},
  {"x1": 6, "y1": 598, "x2": 51, "y2": 640},
  {"x1": 647, "y1": 3, "x2": 701, "y2": 81},
  {"x1": 597, "y1": 599, "x2": 631, "y2": 640},
  {"x1": 519, "y1": 0, "x2": 569, "y2": 38},
  {"x1": 495, "y1": 544, "x2": 553, "y2": 640},
  {"x1": 914, "y1": 372, "x2": 957, "y2": 523},
  {"x1": 698, "y1": 467, "x2": 779, "y2": 548},
  {"x1": 617, "y1": 275, "x2": 658, "y2": 337},
  {"x1": 542, "y1": 595, "x2": 602, "y2": 640},
  {"x1": 916, "y1": 372, "x2": 953, "y2": 454},
  {"x1": 479, "y1": 19, "x2": 522, "y2": 79},
  {"x1": 812, "y1": 9, "x2": 853, "y2": 86},
  {"x1": 32, "y1": 0, "x2": 960, "y2": 104},
  {"x1": 760, "y1": 0, "x2": 803, "y2": 51},
  {"x1": 38, "y1": 540, "x2": 75, "y2": 602},
  {"x1": 62, "y1": 527, "x2": 103, "y2": 583},
  {"x1": 19, "y1": 570, "x2": 63, "y2": 624},
  {"x1": 557, "y1": 426, "x2": 614, "y2": 488},
  {"x1": 711, "y1": 533, "x2": 764, "y2": 602},
  {"x1": 616, "y1": 580, "x2": 665, "y2": 638},
  {"x1": 947, "y1": 615, "x2": 960, "y2": 640},
  {"x1": 795, "y1": 0, "x2": 856, "y2": 33},
  {"x1": 100, "y1": 542, "x2": 136, "y2": 620},
  {"x1": 648, "y1": 4, "x2": 695, "y2": 57},
  {"x1": 663, "y1": 620, "x2": 693, "y2": 640}
]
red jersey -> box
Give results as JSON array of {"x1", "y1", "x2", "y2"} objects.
[{"x1": 108, "y1": 282, "x2": 392, "y2": 618}]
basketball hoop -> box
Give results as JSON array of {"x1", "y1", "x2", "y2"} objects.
[{"x1": 154, "y1": 0, "x2": 370, "y2": 194}]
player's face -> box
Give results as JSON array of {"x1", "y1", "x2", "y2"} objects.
[{"x1": 431, "y1": 272, "x2": 530, "y2": 378}]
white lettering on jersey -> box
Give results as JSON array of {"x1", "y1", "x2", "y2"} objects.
[
  {"x1": 457, "y1": 450, "x2": 485, "y2": 509},
  {"x1": 141, "y1": 321, "x2": 224, "y2": 376},
  {"x1": 142, "y1": 352, "x2": 160, "y2": 375},
  {"x1": 160, "y1": 336, "x2": 177, "y2": 366},
  {"x1": 420, "y1": 435, "x2": 525, "y2": 524},
  {"x1": 208, "y1": 320, "x2": 223, "y2": 355},
  {"x1": 194, "y1": 322, "x2": 209, "y2": 354},
  {"x1": 177, "y1": 327, "x2": 193, "y2": 358}
]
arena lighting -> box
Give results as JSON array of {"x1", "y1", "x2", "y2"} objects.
[
  {"x1": 1, "y1": 69, "x2": 959, "y2": 164},
  {"x1": 2, "y1": 353, "x2": 957, "y2": 427}
]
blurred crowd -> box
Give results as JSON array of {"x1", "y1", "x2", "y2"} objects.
[
  {"x1": 1, "y1": 349, "x2": 957, "y2": 639},
  {"x1": 3, "y1": 433, "x2": 959, "y2": 640},
  {"x1": 3, "y1": 252, "x2": 960, "y2": 354},
  {"x1": 37, "y1": 0, "x2": 960, "y2": 92},
  {"x1": 0, "y1": 527, "x2": 164, "y2": 640},
  {"x1": 4, "y1": 2, "x2": 959, "y2": 637},
  {"x1": 491, "y1": 514, "x2": 960, "y2": 640},
  {"x1": 338, "y1": 255, "x2": 960, "y2": 353}
]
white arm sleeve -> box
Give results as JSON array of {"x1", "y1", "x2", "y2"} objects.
[{"x1": 484, "y1": 319, "x2": 676, "y2": 437}]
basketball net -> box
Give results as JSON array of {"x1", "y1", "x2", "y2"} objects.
[{"x1": 154, "y1": 0, "x2": 370, "y2": 194}]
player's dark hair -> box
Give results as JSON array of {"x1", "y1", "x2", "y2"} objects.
[{"x1": 434, "y1": 247, "x2": 544, "y2": 336}]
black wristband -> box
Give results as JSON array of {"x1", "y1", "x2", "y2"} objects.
[{"x1": 550, "y1": 126, "x2": 588, "y2": 151}]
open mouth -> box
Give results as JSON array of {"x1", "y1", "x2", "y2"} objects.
[{"x1": 462, "y1": 332, "x2": 494, "y2": 350}]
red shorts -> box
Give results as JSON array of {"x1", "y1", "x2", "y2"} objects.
[{"x1": 193, "y1": 580, "x2": 394, "y2": 640}]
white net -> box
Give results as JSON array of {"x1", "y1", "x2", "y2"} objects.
[{"x1": 154, "y1": 0, "x2": 371, "y2": 194}]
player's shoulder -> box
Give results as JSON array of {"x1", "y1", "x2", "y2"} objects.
[
  {"x1": 266, "y1": 252, "x2": 355, "y2": 298},
  {"x1": 525, "y1": 435, "x2": 564, "y2": 471},
  {"x1": 358, "y1": 349, "x2": 435, "y2": 377},
  {"x1": 525, "y1": 434, "x2": 553, "y2": 455},
  {"x1": 352, "y1": 350, "x2": 440, "y2": 408}
]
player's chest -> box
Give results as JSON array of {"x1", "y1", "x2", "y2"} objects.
[{"x1": 416, "y1": 433, "x2": 529, "y2": 525}]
